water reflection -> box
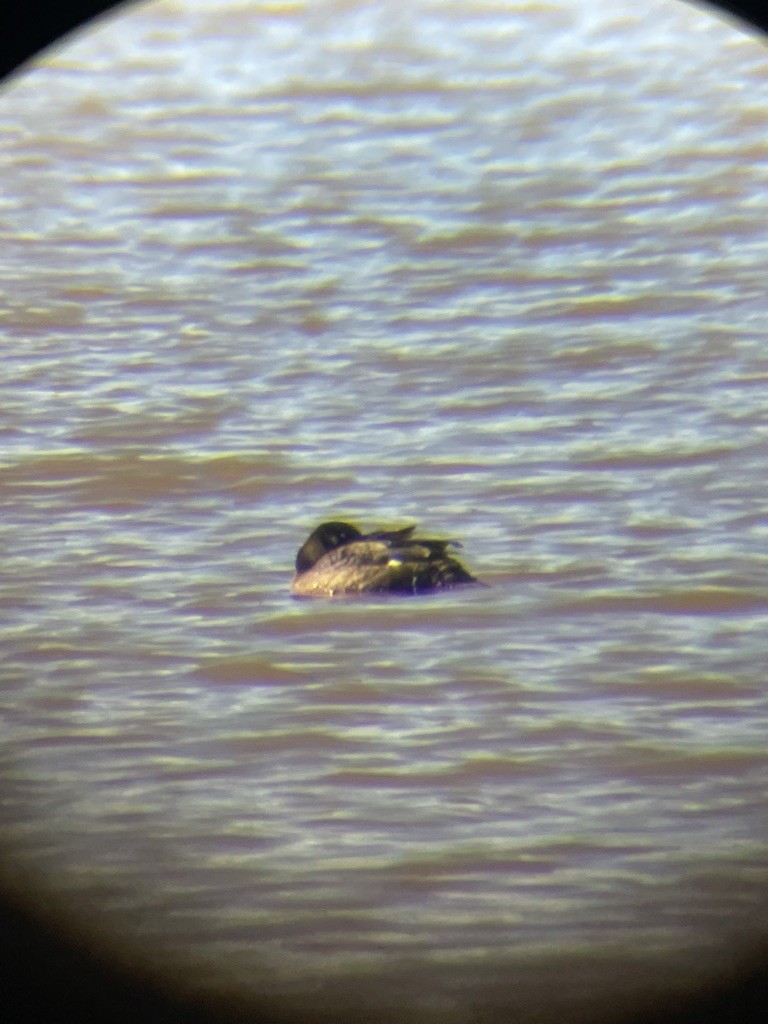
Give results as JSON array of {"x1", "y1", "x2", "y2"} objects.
[{"x1": 2, "y1": 1, "x2": 768, "y2": 1022}]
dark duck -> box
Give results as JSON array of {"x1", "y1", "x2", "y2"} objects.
[{"x1": 291, "y1": 520, "x2": 481, "y2": 598}]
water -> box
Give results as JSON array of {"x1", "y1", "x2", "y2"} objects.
[{"x1": 2, "y1": 1, "x2": 768, "y2": 1020}]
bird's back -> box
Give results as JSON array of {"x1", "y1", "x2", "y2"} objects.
[{"x1": 291, "y1": 521, "x2": 480, "y2": 598}]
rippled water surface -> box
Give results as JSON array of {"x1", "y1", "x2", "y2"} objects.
[{"x1": 2, "y1": 1, "x2": 768, "y2": 1020}]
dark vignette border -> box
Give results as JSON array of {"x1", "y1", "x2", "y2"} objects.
[{"x1": 2, "y1": 0, "x2": 768, "y2": 1022}]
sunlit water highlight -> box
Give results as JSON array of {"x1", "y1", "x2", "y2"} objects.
[{"x1": 2, "y1": 1, "x2": 768, "y2": 1020}]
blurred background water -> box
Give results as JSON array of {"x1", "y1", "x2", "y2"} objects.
[{"x1": 2, "y1": 1, "x2": 768, "y2": 1021}]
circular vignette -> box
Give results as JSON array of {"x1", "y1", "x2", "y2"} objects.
[
  {"x1": 3, "y1": 1, "x2": 768, "y2": 81},
  {"x1": 2, "y1": 3, "x2": 768, "y2": 1024}
]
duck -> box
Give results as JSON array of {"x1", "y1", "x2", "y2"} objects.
[{"x1": 291, "y1": 520, "x2": 482, "y2": 598}]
